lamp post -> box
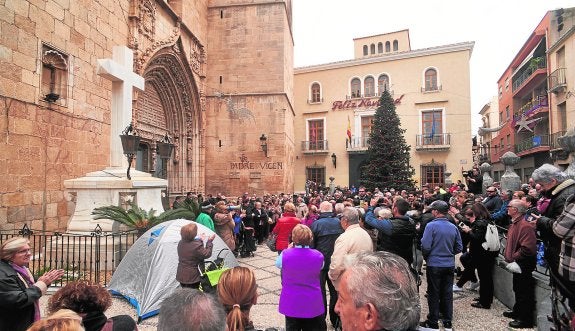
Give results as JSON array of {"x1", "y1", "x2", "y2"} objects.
[
  {"x1": 156, "y1": 134, "x2": 174, "y2": 179},
  {"x1": 119, "y1": 123, "x2": 140, "y2": 180},
  {"x1": 259, "y1": 134, "x2": 268, "y2": 157},
  {"x1": 331, "y1": 153, "x2": 337, "y2": 168}
]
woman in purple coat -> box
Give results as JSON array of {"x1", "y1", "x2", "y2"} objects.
[{"x1": 276, "y1": 224, "x2": 326, "y2": 331}]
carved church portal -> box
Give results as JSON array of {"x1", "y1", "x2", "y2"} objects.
[{"x1": 133, "y1": 44, "x2": 203, "y2": 195}]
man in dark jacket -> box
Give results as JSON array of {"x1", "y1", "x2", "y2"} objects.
[
  {"x1": 311, "y1": 201, "x2": 344, "y2": 329},
  {"x1": 364, "y1": 197, "x2": 416, "y2": 265},
  {"x1": 482, "y1": 186, "x2": 503, "y2": 213}
]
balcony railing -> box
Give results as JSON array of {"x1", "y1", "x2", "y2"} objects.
[
  {"x1": 548, "y1": 68, "x2": 567, "y2": 93},
  {"x1": 347, "y1": 136, "x2": 369, "y2": 151},
  {"x1": 550, "y1": 131, "x2": 567, "y2": 150},
  {"x1": 415, "y1": 133, "x2": 451, "y2": 150},
  {"x1": 512, "y1": 95, "x2": 548, "y2": 121},
  {"x1": 421, "y1": 85, "x2": 442, "y2": 93},
  {"x1": 301, "y1": 140, "x2": 329, "y2": 153},
  {"x1": 515, "y1": 134, "x2": 549, "y2": 154},
  {"x1": 512, "y1": 56, "x2": 547, "y2": 92},
  {"x1": 307, "y1": 97, "x2": 324, "y2": 104}
]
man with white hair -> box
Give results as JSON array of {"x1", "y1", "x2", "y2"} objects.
[
  {"x1": 335, "y1": 251, "x2": 421, "y2": 331},
  {"x1": 531, "y1": 163, "x2": 575, "y2": 327},
  {"x1": 532, "y1": 164, "x2": 575, "y2": 273},
  {"x1": 311, "y1": 201, "x2": 344, "y2": 329},
  {"x1": 329, "y1": 207, "x2": 373, "y2": 289}
]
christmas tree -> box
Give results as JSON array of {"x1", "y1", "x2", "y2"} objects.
[{"x1": 360, "y1": 90, "x2": 416, "y2": 191}]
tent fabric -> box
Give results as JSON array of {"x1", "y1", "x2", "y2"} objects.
[{"x1": 108, "y1": 218, "x2": 239, "y2": 320}]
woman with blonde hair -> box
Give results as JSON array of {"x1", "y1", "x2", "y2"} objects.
[
  {"x1": 26, "y1": 309, "x2": 84, "y2": 331},
  {"x1": 214, "y1": 201, "x2": 236, "y2": 251},
  {"x1": 217, "y1": 266, "x2": 259, "y2": 331},
  {"x1": 271, "y1": 202, "x2": 300, "y2": 254},
  {"x1": 0, "y1": 237, "x2": 64, "y2": 331},
  {"x1": 276, "y1": 224, "x2": 325, "y2": 330}
]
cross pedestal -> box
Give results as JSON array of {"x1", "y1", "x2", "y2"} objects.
[{"x1": 65, "y1": 46, "x2": 168, "y2": 233}]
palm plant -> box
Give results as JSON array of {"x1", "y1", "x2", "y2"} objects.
[{"x1": 92, "y1": 203, "x2": 195, "y2": 235}]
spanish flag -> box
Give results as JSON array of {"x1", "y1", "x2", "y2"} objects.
[{"x1": 347, "y1": 116, "x2": 352, "y2": 142}]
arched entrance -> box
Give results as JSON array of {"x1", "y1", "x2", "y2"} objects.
[{"x1": 133, "y1": 41, "x2": 203, "y2": 195}]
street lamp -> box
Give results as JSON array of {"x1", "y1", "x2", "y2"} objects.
[
  {"x1": 156, "y1": 134, "x2": 174, "y2": 179},
  {"x1": 259, "y1": 134, "x2": 268, "y2": 157},
  {"x1": 331, "y1": 153, "x2": 337, "y2": 168},
  {"x1": 119, "y1": 123, "x2": 140, "y2": 180}
]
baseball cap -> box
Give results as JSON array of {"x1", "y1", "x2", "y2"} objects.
[{"x1": 428, "y1": 200, "x2": 449, "y2": 213}]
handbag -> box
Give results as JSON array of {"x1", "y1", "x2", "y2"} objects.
[{"x1": 266, "y1": 233, "x2": 277, "y2": 252}]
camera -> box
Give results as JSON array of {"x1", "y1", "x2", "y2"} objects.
[{"x1": 227, "y1": 205, "x2": 241, "y2": 211}]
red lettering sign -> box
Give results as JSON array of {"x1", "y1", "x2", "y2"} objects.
[{"x1": 331, "y1": 94, "x2": 404, "y2": 111}]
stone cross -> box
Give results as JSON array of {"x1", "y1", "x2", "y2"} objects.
[{"x1": 97, "y1": 46, "x2": 145, "y2": 168}]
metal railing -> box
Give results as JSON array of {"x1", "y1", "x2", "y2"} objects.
[
  {"x1": 301, "y1": 140, "x2": 329, "y2": 152},
  {"x1": 347, "y1": 136, "x2": 369, "y2": 150},
  {"x1": 415, "y1": 133, "x2": 451, "y2": 147},
  {"x1": 513, "y1": 95, "x2": 548, "y2": 120},
  {"x1": 496, "y1": 224, "x2": 548, "y2": 276},
  {"x1": 515, "y1": 134, "x2": 549, "y2": 154},
  {"x1": 550, "y1": 131, "x2": 567, "y2": 150},
  {"x1": 548, "y1": 68, "x2": 567, "y2": 93},
  {"x1": 421, "y1": 85, "x2": 442, "y2": 93},
  {"x1": 0, "y1": 224, "x2": 138, "y2": 287},
  {"x1": 512, "y1": 56, "x2": 547, "y2": 92}
]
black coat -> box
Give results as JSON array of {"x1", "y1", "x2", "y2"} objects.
[{"x1": 0, "y1": 260, "x2": 42, "y2": 331}]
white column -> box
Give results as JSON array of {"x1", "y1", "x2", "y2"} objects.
[{"x1": 97, "y1": 46, "x2": 145, "y2": 168}]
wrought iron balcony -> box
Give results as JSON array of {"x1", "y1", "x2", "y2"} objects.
[
  {"x1": 307, "y1": 97, "x2": 324, "y2": 104},
  {"x1": 512, "y1": 95, "x2": 548, "y2": 121},
  {"x1": 415, "y1": 133, "x2": 451, "y2": 151},
  {"x1": 421, "y1": 85, "x2": 442, "y2": 93},
  {"x1": 346, "y1": 136, "x2": 369, "y2": 152},
  {"x1": 550, "y1": 131, "x2": 566, "y2": 150},
  {"x1": 512, "y1": 56, "x2": 546, "y2": 92},
  {"x1": 301, "y1": 140, "x2": 329, "y2": 154},
  {"x1": 548, "y1": 68, "x2": 567, "y2": 93},
  {"x1": 515, "y1": 134, "x2": 549, "y2": 154}
]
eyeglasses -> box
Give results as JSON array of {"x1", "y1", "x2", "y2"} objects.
[{"x1": 16, "y1": 249, "x2": 32, "y2": 255}]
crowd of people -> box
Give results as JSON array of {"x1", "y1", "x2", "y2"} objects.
[{"x1": 2, "y1": 162, "x2": 575, "y2": 330}]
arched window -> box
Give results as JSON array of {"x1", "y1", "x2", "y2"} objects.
[
  {"x1": 311, "y1": 83, "x2": 321, "y2": 103},
  {"x1": 370, "y1": 44, "x2": 375, "y2": 54},
  {"x1": 385, "y1": 41, "x2": 391, "y2": 52},
  {"x1": 363, "y1": 45, "x2": 368, "y2": 56},
  {"x1": 393, "y1": 40, "x2": 398, "y2": 51},
  {"x1": 377, "y1": 42, "x2": 383, "y2": 53},
  {"x1": 364, "y1": 77, "x2": 375, "y2": 97},
  {"x1": 425, "y1": 69, "x2": 438, "y2": 91},
  {"x1": 351, "y1": 78, "x2": 361, "y2": 98},
  {"x1": 378, "y1": 74, "x2": 390, "y2": 95}
]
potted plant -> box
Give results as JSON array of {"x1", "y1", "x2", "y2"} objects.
[{"x1": 92, "y1": 203, "x2": 195, "y2": 236}]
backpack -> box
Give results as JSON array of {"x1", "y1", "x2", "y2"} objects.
[{"x1": 482, "y1": 222, "x2": 500, "y2": 252}]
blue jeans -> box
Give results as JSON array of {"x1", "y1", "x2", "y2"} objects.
[{"x1": 426, "y1": 266, "x2": 454, "y2": 325}]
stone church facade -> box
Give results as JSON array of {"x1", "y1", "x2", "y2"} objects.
[{"x1": 0, "y1": 0, "x2": 294, "y2": 231}]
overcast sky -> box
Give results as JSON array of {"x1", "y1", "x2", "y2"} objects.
[{"x1": 292, "y1": 0, "x2": 573, "y2": 136}]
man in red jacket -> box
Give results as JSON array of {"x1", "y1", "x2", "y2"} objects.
[{"x1": 503, "y1": 199, "x2": 537, "y2": 329}]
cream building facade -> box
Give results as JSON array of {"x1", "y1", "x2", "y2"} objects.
[{"x1": 294, "y1": 30, "x2": 474, "y2": 191}]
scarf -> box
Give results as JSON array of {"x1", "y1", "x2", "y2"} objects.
[{"x1": 11, "y1": 263, "x2": 41, "y2": 322}]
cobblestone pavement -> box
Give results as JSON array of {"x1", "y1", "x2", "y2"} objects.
[{"x1": 40, "y1": 246, "x2": 536, "y2": 331}]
